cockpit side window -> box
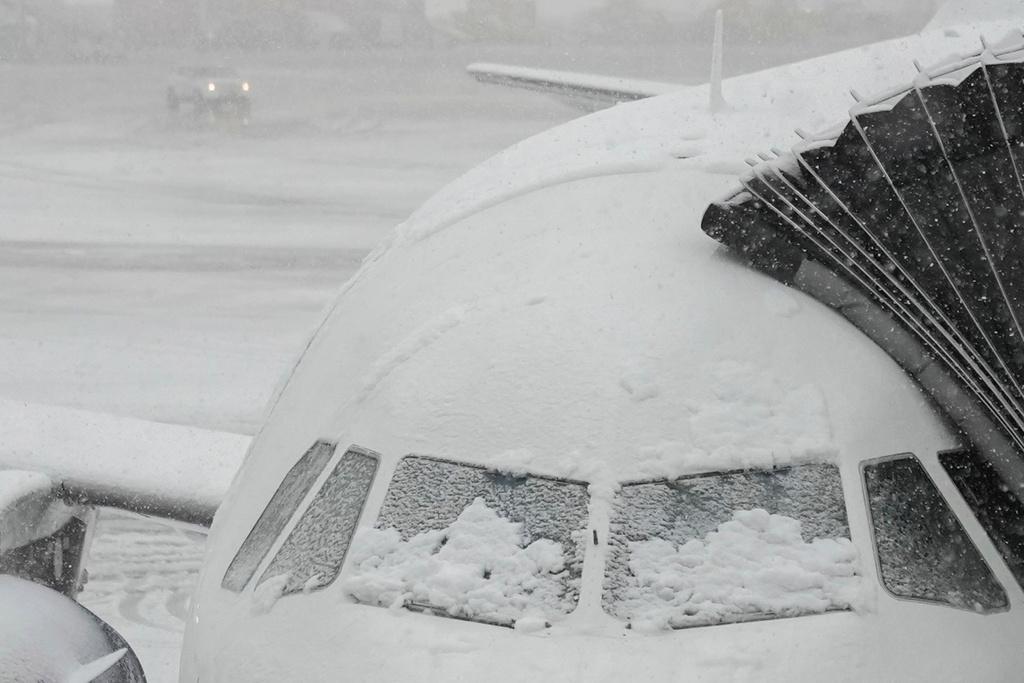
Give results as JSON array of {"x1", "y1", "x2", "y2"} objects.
[
  {"x1": 863, "y1": 454, "x2": 1007, "y2": 611},
  {"x1": 257, "y1": 446, "x2": 379, "y2": 595},
  {"x1": 603, "y1": 463, "x2": 858, "y2": 630},
  {"x1": 939, "y1": 447, "x2": 1024, "y2": 592},
  {"x1": 343, "y1": 455, "x2": 590, "y2": 628},
  {"x1": 222, "y1": 440, "x2": 337, "y2": 592}
]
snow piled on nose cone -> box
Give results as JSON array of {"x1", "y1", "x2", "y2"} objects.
[{"x1": 636, "y1": 359, "x2": 835, "y2": 481}]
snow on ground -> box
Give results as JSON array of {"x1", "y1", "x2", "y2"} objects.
[
  {"x1": 0, "y1": 49, "x2": 578, "y2": 434},
  {"x1": 79, "y1": 512, "x2": 206, "y2": 682}
]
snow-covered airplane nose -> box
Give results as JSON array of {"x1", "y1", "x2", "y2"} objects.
[{"x1": 182, "y1": 8, "x2": 1024, "y2": 678}]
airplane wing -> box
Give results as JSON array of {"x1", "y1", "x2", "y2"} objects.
[
  {"x1": 467, "y1": 10, "x2": 723, "y2": 112},
  {"x1": 0, "y1": 398, "x2": 250, "y2": 527},
  {"x1": 466, "y1": 62, "x2": 680, "y2": 111}
]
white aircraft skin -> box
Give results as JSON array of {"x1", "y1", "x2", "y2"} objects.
[{"x1": 179, "y1": 9, "x2": 1024, "y2": 682}]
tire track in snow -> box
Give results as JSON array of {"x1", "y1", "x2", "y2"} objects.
[{"x1": 80, "y1": 510, "x2": 206, "y2": 634}]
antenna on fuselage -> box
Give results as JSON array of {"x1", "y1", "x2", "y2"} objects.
[{"x1": 709, "y1": 9, "x2": 726, "y2": 112}]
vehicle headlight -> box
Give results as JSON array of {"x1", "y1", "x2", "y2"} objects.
[
  {"x1": 207, "y1": 82, "x2": 216, "y2": 92},
  {"x1": 241, "y1": 81, "x2": 250, "y2": 92}
]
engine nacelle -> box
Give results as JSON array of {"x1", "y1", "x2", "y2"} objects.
[
  {"x1": 0, "y1": 574, "x2": 146, "y2": 682},
  {"x1": 1, "y1": 471, "x2": 147, "y2": 681},
  {"x1": 0, "y1": 470, "x2": 94, "y2": 598}
]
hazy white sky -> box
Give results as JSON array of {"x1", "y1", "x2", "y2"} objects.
[{"x1": 534, "y1": 0, "x2": 719, "y2": 23}]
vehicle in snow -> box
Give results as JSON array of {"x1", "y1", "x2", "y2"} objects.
[
  {"x1": 3, "y1": 1, "x2": 1024, "y2": 681},
  {"x1": 166, "y1": 66, "x2": 251, "y2": 120}
]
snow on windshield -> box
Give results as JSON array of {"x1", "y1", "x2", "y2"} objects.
[
  {"x1": 344, "y1": 456, "x2": 589, "y2": 628},
  {"x1": 345, "y1": 498, "x2": 569, "y2": 628},
  {"x1": 257, "y1": 448, "x2": 378, "y2": 595},
  {"x1": 604, "y1": 464, "x2": 858, "y2": 628},
  {"x1": 615, "y1": 509, "x2": 860, "y2": 631},
  {"x1": 222, "y1": 440, "x2": 336, "y2": 592}
]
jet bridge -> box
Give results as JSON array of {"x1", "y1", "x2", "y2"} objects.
[{"x1": 701, "y1": 42, "x2": 1024, "y2": 499}]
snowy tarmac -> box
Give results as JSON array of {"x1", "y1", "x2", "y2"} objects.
[{"x1": 0, "y1": 42, "x2": 840, "y2": 680}]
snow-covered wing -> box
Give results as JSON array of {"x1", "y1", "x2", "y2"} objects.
[
  {"x1": 0, "y1": 399, "x2": 250, "y2": 526},
  {"x1": 467, "y1": 62, "x2": 678, "y2": 111}
]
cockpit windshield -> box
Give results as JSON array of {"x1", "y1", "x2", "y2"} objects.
[
  {"x1": 864, "y1": 455, "x2": 1007, "y2": 611},
  {"x1": 603, "y1": 463, "x2": 859, "y2": 630},
  {"x1": 343, "y1": 456, "x2": 589, "y2": 629},
  {"x1": 257, "y1": 446, "x2": 379, "y2": 595}
]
